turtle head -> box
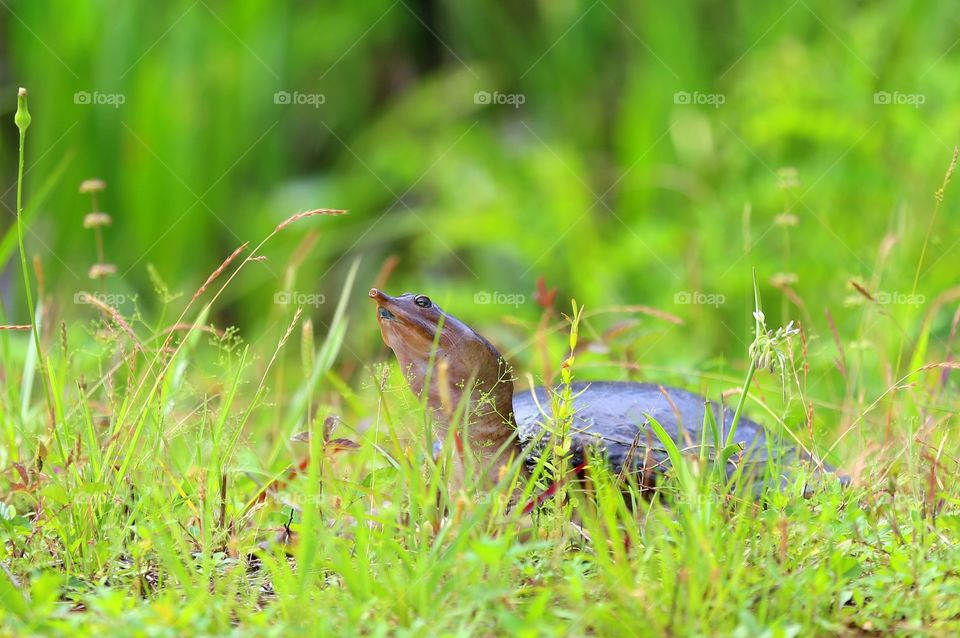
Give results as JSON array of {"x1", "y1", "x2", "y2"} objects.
[{"x1": 369, "y1": 288, "x2": 514, "y2": 434}]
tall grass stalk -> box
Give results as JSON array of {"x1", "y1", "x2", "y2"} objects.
[
  {"x1": 724, "y1": 270, "x2": 763, "y2": 450},
  {"x1": 13, "y1": 88, "x2": 57, "y2": 446}
]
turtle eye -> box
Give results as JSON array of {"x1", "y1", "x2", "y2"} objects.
[{"x1": 414, "y1": 295, "x2": 432, "y2": 308}]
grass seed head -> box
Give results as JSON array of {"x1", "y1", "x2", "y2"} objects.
[
  {"x1": 275, "y1": 208, "x2": 347, "y2": 232},
  {"x1": 83, "y1": 212, "x2": 112, "y2": 228},
  {"x1": 79, "y1": 178, "x2": 106, "y2": 194},
  {"x1": 88, "y1": 263, "x2": 117, "y2": 279}
]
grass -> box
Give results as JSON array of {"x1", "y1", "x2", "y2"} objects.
[
  {"x1": 2, "y1": 1, "x2": 960, "y2": 635},
  {"x1": 0, "y1": 92, "x2": 959, "y2": 637}
]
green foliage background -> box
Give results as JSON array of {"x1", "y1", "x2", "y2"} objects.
[{"x1": 1, "y1": 0, "x2": 958, "y2": 421}]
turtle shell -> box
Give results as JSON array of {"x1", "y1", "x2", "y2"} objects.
[{"x1": 511, "y1": 381, "x2": 794, "y2": 484}]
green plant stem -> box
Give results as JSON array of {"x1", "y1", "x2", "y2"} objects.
[
  {"x1": 95, "y1": 227, "x2": 105, "y2": 293},
  {"x1": 14, "y1": 89, "x2": 56, "y2": 435},
  {"x1": 724, "y1": 359, "x2": 756, "y2": 448},
  {"x1": 725, "y1": 269, "x2": 763, "y2": 448}
]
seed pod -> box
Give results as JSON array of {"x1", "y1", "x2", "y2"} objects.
[{"x1": 15, "y1": 88, "x2": 30, "y2": 132}]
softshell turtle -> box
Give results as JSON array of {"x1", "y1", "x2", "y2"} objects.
[{"x1": 369, "y1": 288, "x2": 841, "y2": 495}]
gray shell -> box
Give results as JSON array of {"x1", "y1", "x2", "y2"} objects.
[{"x1": 512, "y1": 381, "x2": 793, "y2": 481}]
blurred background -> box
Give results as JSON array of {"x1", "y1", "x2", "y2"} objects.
[{"x1": 0, "y1": 0, "x2": 958, "y2": 409}]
